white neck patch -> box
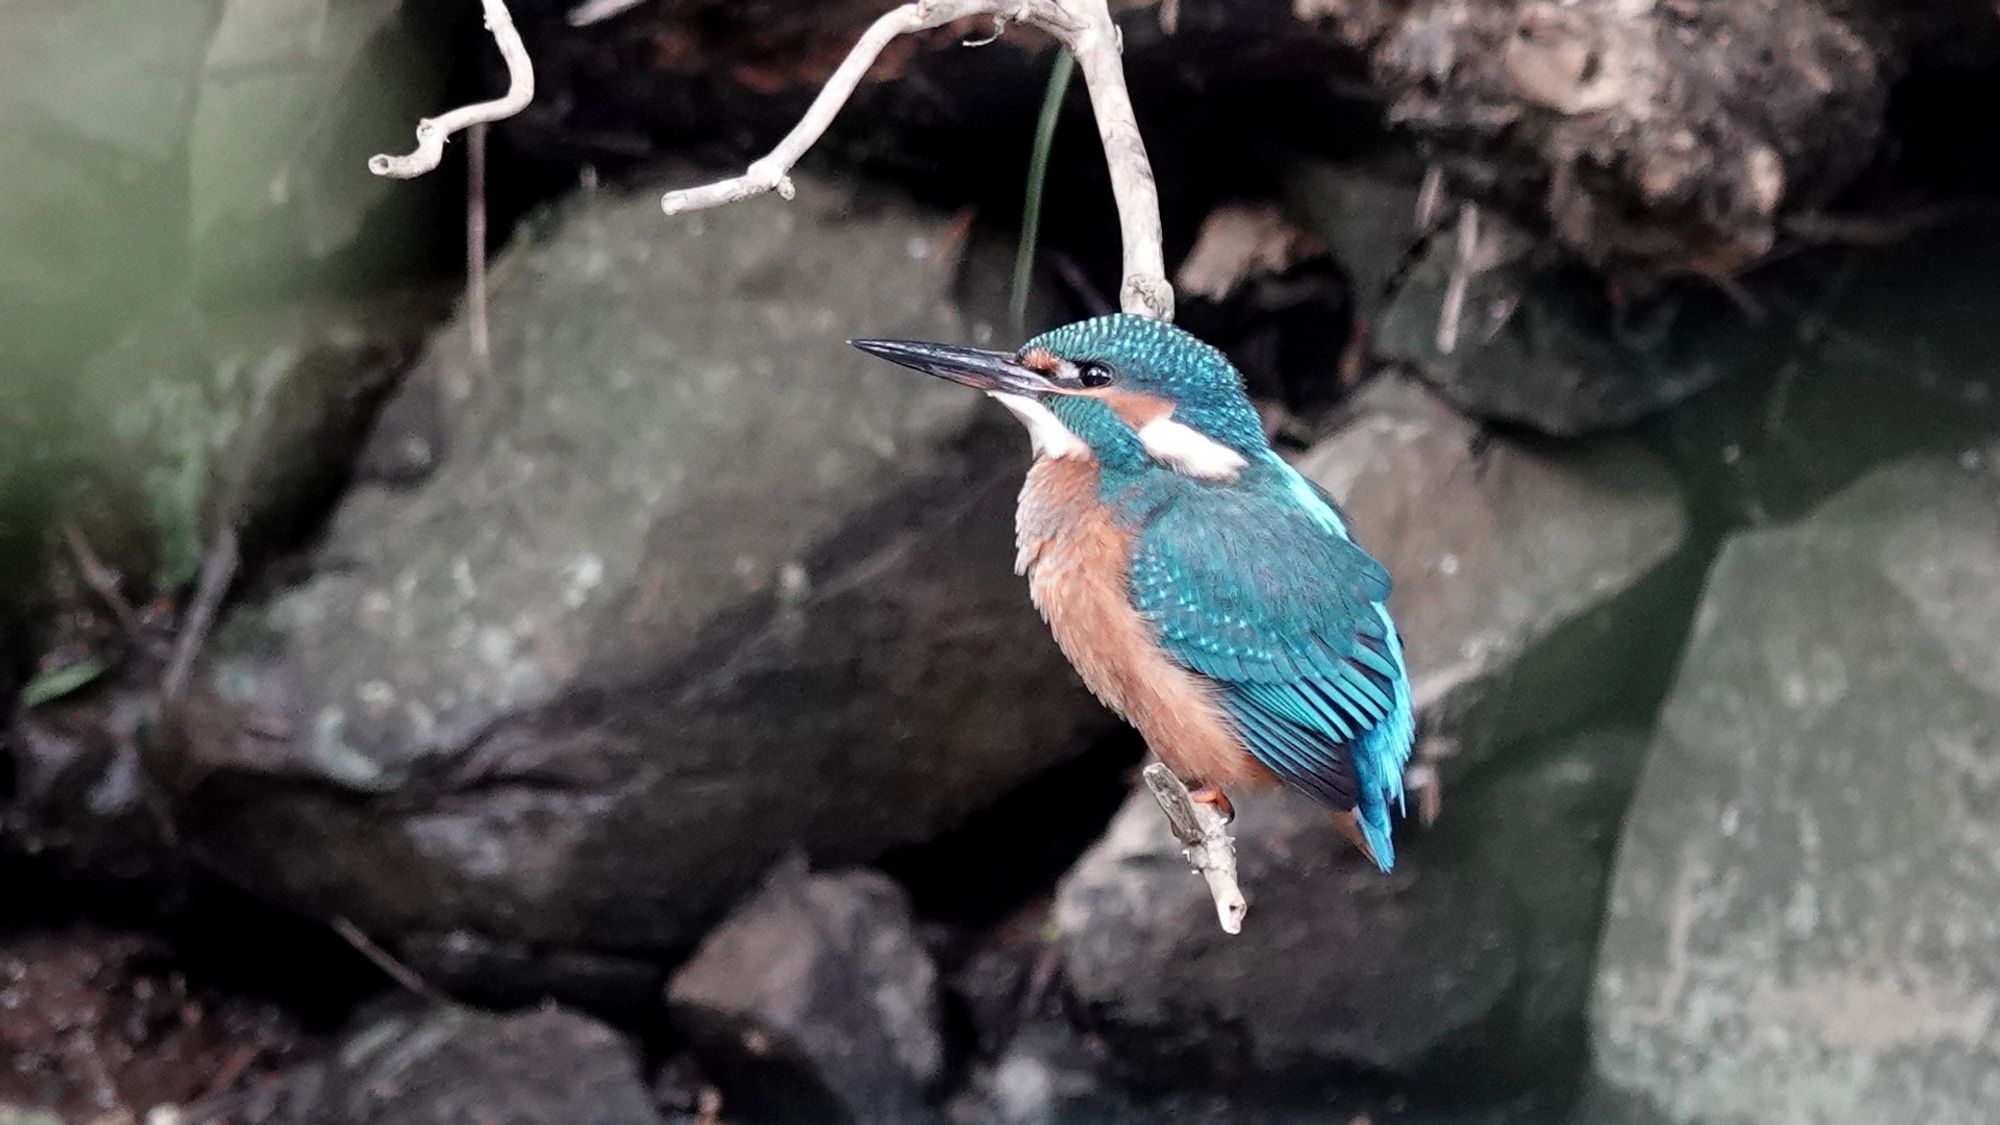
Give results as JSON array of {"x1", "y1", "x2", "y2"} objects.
[
  {"x1": 1138, "y1": 416, "x2": 1247, "y2": 481},
  {"x1": 990, "y1": 392, "x2": 1088, "y2": 460}
]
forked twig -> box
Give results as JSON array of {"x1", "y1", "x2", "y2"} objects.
[
  {"x1": 659, "y1": 0, "x2": 1174, "y2": 321},
  {"x1": 370, "y1": 0, "x2": 534, "y2": 179}
]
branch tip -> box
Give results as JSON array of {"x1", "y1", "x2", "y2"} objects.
[{"x1": 370, "y1": 0, "x2": 534, "y2": 180}]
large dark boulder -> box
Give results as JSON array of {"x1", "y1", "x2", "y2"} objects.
[
  {"x1": 1591, "y1": 453, "x2": 2000, "y2": 1124},
  {"x1": 158, "y1": 171, "x2": 1108, "y2": 983}
]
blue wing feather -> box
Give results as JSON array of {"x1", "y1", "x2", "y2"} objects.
[{"x1": 1128, "y1": 456, "x2": 1414, "y2": 870}]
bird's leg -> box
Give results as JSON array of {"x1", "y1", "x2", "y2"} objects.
[{"x1": 1188, "y1": 784, "x2": 1235, "y2": 824}]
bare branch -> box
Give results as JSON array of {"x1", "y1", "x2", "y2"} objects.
[
  {"x1": 1142, "y1": 763, "x2": 1246, "y2": 934},
  {"x1": 661, "y1": 1, "x2": 986, "y2": 215},
  {"x1": 160, "y1": 529, "x2": 238, "y2": 703},
  {"x1": 370, "y1": 0, "x2": 534, "y2": 179},
  {"x1": 1055, "y1": 3, "x2": 1172, "y2": 319},
  {"x1": 659, "y1": 0, "x2": 1175, "y2": 320},
  {"x1": 331, "y1": 917, "x2": 451, "y2": 1004}
]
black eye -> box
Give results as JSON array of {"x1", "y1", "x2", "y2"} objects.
[{"x1": 1076, "y1": 361, "x2": 1114, "y2": 388}]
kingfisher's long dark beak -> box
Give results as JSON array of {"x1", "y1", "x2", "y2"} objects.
[{"x1": 850, "y1": 339, "x2": 1056, "y2": 396}]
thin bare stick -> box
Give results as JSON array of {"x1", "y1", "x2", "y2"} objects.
[
  {"x1": 658, "y1": 0, "x2": 1175, "y2": 320},
  {"x1": 161, "y1": 530, "x2": 238, "y2": 703},
  {"x1": 370, "y1": 0, "x2": 534, "y2": 179},
  {"x1": 1142, "y1": 763, "x2": 1245, "y2": 934},
  {"x1": 1058, "y1": 2, "x2": 1172, "y2": 319},
  {"x1": 62, "y1": 520, "x2": 147, "y2": 642},
  {"x1": 1436, "y1": 201, "x2": 1478, "y2": 354},
  {"x1": 468, "y1": 122, "x2": 493, "y2": 368},
  {"x1": 332, "y1": 916, "x2": 451, "y2": 1004}
]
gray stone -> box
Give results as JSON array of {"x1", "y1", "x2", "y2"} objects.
[
  {"x1": 162, "y1": 172, "x2": 1104, "y2": 973},
  {"x1": 275, "y1": 1003, "x2": 663, "y2": 1125},
  {"x1": 1592, "y1": 453, "x2": 2000, "y2": 1124},
  {"x1": 1054, "y1": 728, "x2": 1647, "y2": 1107},
  {"x1": 668, "y1": 863, "x2": 944, "y2": 1125},
  {"x1": 1298, "y1": 375, "x2": 1687, "y2": 773},
  {"x1": 1059, "y1": 786, "x2": 1521, "y2": 1083}
]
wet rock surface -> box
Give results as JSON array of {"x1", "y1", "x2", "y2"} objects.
[
  {"x1": 1591, "y1": 453, "x2": 2000, "y2": 1124},
  {"x1": 668, "y1": 863, "x2": 945, "y2": 1125},
  {"x1": 274, "y1": 1003, "x2": 663, "y2": 1125}
]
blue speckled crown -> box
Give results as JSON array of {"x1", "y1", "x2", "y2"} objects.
[{"x1": 1023, "y1": 314, "x2": 1267, "y2": 456}]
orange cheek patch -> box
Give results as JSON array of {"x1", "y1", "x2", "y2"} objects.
[
  {"x1": 1020, "y1": 347, "x2": 1063, "y2": 374},
  {"x1": 1100, "y1": 389, "x2": 1174, "y2": 429}
]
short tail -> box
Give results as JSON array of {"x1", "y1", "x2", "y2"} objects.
[
  {"x1": 1332, "y1": 808, "x2": 1391, "y2": 872},
  {"x1": 1350, "y1": 604, "x2": 1416, "y2": 873}
]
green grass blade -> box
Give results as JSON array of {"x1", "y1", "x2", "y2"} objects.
[
  {"x1": 1012, "y1": 50, "x2": 1077, "y2": 330},
  {"x1": 22, "y1": 657, "x2": 108, "y2": 708}
]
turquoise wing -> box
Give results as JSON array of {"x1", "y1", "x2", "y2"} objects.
[{"x1": 1129, "y1": 460, "x2": 1414, "y2": 869}]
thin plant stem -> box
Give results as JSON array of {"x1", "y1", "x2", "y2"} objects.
[{"x1": 1012, "y1": 50, "x2": 1076, "y2": 330}]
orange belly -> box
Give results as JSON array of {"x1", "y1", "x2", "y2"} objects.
[{"x1": 1015, "y1": 458, "x2": 1276, "y2": 793}]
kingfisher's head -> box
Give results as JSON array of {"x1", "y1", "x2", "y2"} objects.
[{"x1": 852, "y1": 314, "x2": 1265, "y2": 480}]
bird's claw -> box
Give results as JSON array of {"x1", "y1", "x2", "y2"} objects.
[{"x1": 1189, "y1": 785, "x2": 1235, "y2": 824}]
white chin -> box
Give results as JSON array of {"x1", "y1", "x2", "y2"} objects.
[{"x1": 988, "y1": 392, "x2": 1089, "y2": 460}]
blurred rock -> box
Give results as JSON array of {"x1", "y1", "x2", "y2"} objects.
[
  {"x1": 1298, "y1": 376, "x2": 1687, "y2": 773},
  {"x1": 161, "y1": 171, "x2": 1105, "y2": 984},
  {"x1": 275, "y1": 1003, "x2": 661, "y2": 1125},
  {"x1": 188, "y1": 0, "x2": 446, "y2": 293},
  {"x1": 1329, "y1": 178, "x2": 1772, "y2": 436},
  {"x1": 668, "y1": 863, "x2": 944, "y2": 1124},
  {"x1": 1646, "y1": 221, "x2": 2000, "y2": 528},
  {"x1": 961, "y1": 1022, "x2": 1126, "y2": 1125},
  {"x1": 1592, "y1": 453, "x2": 2000, "y2": 1124},
  {"x1": 0, "y1": 0, "x2": 220, "y2": 372}
]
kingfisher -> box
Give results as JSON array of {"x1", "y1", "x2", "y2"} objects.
[{"x1": 854, "y1": 314, "x2": 1414, "y2": 870}]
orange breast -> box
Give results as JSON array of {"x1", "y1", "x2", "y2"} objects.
[{"x1": 1015, "y1": 459, "x2": 1275, "y2": 793}]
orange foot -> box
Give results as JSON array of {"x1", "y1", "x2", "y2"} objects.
[{"x1": 1189, "y1": 784, "x2": 1235, "y2": 824}]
